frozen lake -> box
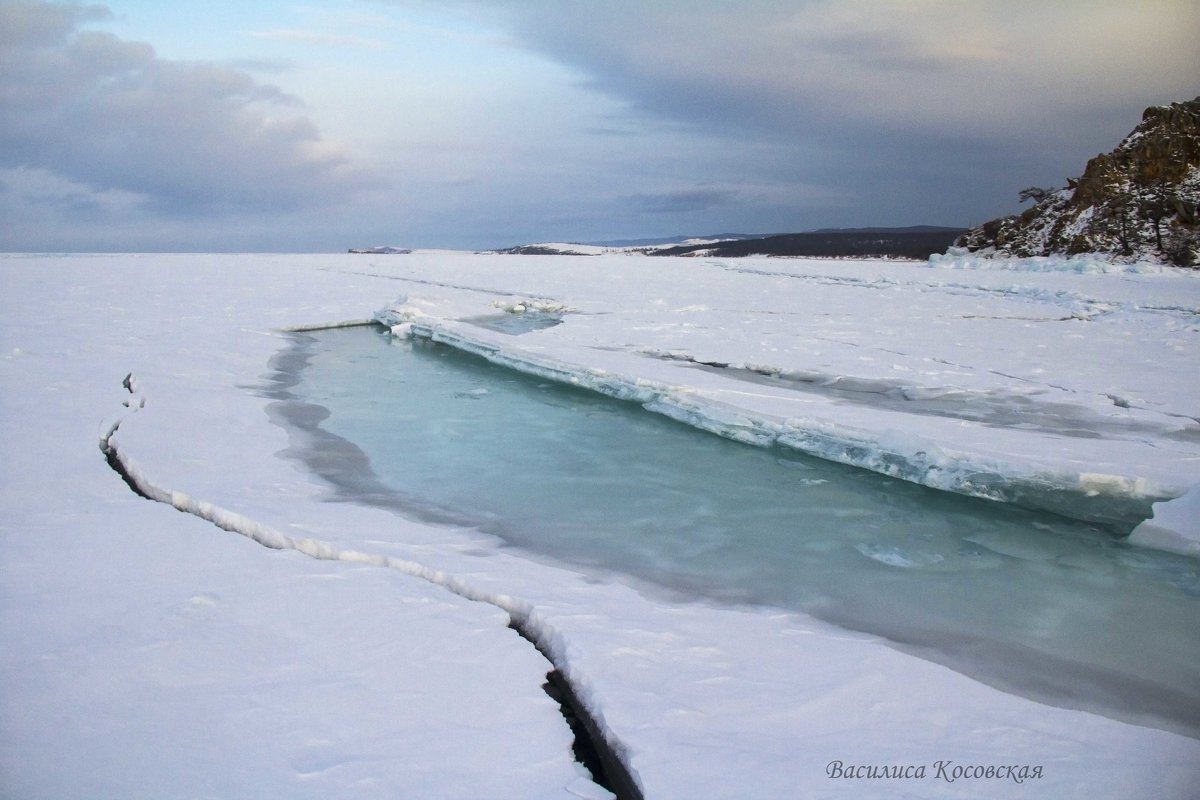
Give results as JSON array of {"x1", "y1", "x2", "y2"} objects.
[
  {"x1": 7, "y1": 252, "x2": 1199, "y2": 799},
  {"x1": 276, "y1": 324, "x2": 1200, "y2": 736}
]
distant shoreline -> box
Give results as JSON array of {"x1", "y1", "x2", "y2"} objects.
[{"x1": 488, "y1": 227, "x2": 966, "y2": 260}]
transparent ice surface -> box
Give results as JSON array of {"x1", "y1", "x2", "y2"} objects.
[
  {"x1": 276, "y1": 326, "x2": 1200, "y2": 736},
  {"x1": 461, "y1": 311, "x2": 563, "y2": 335}
]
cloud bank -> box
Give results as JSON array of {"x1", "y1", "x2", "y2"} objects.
[
  {"x1": 405, "y1": 0, "x2": 1194, "y2": 242},
  {"x1": 0, "y1": 0, "x2": 372, "y2": 228},
  {"x1": 458, "y1": 0, "x2": 1198, "y2": 142}
]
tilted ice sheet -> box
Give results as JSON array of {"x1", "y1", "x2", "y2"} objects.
[{"x1": 373, "y1": 253, "x2": 1200, "y2": 535}]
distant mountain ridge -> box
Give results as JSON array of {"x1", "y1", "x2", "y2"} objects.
[{"x1": 957, "y1": 97, "x2": 1200, "y2": 267}]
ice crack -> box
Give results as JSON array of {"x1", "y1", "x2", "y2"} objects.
[{"x1": 99, "y1": 374, "x2": 642, "y2": 800}]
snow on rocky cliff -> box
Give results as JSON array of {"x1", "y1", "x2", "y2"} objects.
[{"x1": 958, "y1": 98, "x2": 1200, "y2": 267}]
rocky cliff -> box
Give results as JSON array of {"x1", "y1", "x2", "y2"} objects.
[{"x1": 957, "y1": 97, "x2": 1200, "y2": 267}]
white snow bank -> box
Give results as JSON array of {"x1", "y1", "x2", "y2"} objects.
[
  {"x1": 491, "y1": 297, "x2": 574, "y2": 314},
  {"x1": 508, "y1": 240, "x2": 724, "y2": 255},
  {"x1": 929, "y1": 249, "x2": 1176, "y2": 274},
  {"x1": 1129, "y1": 486, "x2": 1200, "y2": 557}
]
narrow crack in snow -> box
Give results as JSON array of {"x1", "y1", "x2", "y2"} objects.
[{"x1": 99, "y1": 373, "x2": 641, "y2": 800}]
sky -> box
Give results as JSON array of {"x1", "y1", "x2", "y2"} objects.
[{"x1": 1, "y1": 0, "x2": 1197, "y2": 252}]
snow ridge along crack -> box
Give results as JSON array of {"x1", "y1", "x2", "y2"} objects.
[
  {"x1": 99, "y1": 372, "x2": 643, "y2": 800},
  {"x1": 99, "y1": 373, "x2": 152, "y2": 501}
]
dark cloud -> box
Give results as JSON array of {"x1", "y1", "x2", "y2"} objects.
[
  {"x1": 471, "y1": 1, "x2": 1199, "y2": 137},
  {"x1": 0, "y1": 0, "x2": 110, "y2": 46},
  {"x1": 417, "y1": 0, "x2": 1199, "y2": 228},
  {"x1": 0, "y1": 0, "x2": 375, "y2": 219}
]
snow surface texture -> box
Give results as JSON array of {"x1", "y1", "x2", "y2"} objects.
[{"x1": 2, "y1": 253, "x2": 1199, "y2": 799}]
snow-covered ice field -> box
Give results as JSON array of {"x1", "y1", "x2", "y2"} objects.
[{"x1": 2, "y1": 252, "x2": 1199, "y2": 799}]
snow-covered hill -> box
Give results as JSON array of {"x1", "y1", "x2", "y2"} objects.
[{"x1": 957, "y1": 97, "x2": 1200, "y2": 267}]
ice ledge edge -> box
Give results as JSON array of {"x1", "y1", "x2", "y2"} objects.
[{"x1": 377, "y1": 307, "x2": 1189, "y2": 540}]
